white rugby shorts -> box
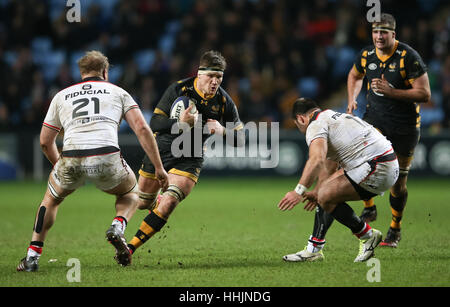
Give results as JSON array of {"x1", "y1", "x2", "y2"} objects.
[
  {"x1": 51, "y1": 151, "x2": 132, "y2": 191},
  {"x1": 346, "y1": 150, "x2": 399, "y2": 196}
]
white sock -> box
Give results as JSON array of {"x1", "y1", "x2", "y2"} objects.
[
  {"x1": 27, "y1": 246, "x2": 42, "y2": 260},
  {"x1": 357, "y1": 223, "x2": 373, "y2": 240},
  {"x1": 111, "y1": 217, "x2": 127, "y2": 234},
  {"x1": 307, "y1": 236, "x2": 325, "y2": 253}
]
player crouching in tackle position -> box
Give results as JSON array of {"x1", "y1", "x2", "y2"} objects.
[
  {"x1": 278, "y1": 98, "x2": 399, "y2": 262},
  {"x1": 116, "y1": 50, "x2": 244, "y2": 266},
  {"x1": 17, "y1": 51, "x2": 168, "y2": 272}
]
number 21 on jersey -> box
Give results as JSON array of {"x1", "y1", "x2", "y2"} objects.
[{"x1": 72, "y1": 97, "x2": 100, "y2": 119}]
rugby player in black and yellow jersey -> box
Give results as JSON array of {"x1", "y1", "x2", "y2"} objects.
[
  {"x1": 347, "y1": 13, "x2": 431, "y2": 247},
  {"x1": 119, "y1": 51, "x2": 244, "y2": 265}
]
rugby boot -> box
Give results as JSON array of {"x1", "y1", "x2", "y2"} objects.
[
  {"x1": 359, "y1": 205, "x2": 377, "y2": 223},
  {"x1": 283, "y1": 247, "x2": 324, "y2": 262},
  {"x1": 106, "y1": 224, "x2": 132, "y2": 266},
  {"x1": 354, "y1": 229, "x2": 382, "y2": 262},
  {"x1": 17, "y1": 256, "x2": 39, "y2": 272},
  {"x1": 379, "y1": 227, "x2": 401, "y2": 248}
]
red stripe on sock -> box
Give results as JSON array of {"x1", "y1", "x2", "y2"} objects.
[
  {"x1": 355, "y1": 223, "x2": 372, "y2": 238},
  {"x1": 311, "y1": 237, "x2": 325, "y2": 242},
  {"x1": 29, "y1": 245, "x2": 42, "y2": 254}
]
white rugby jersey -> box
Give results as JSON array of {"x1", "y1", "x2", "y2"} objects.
[
  {"x1": 306, "y1": 109, "x2": 393, "y2": 171},
  {"x1": 43, "y1": 77, "x2": 139, "y2": 151}
]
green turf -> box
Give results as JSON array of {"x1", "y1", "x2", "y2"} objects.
[{"x1": 1, "y1": 177, "x2": 449, "y2": 287}]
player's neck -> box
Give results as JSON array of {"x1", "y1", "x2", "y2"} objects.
[
  {"x1": 377, "y1": 47, "x2": 393, "y2": 56},
  {"x1": 81, "y1": 74, "x2": 105, "y2": 81},
  {"x1": 194, "y1": 77, "x2": 215, "y2": 99},
  {"x1": 308, "y1": 108, "x2": 321, "y2": 120},
  {"x1": 376, "y1": 40, "x2": 398, "y2": 58}
]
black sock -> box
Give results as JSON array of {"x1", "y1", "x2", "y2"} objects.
[
  {"x1": 311, "y1": 206, "x2": 334, "y2": 240},
  {"x1": 308, "y1": 206, "x2": 334, "y2": 249},
  {"x1": 330, "y1": 202, "x2": 365, "y2": 234},
  {"x1": 128, "y1": 210, "x2": 167, "y2": 253},
  {"x1": 390, "y1": 192, "x2": 407, "y2": 212},
  {"x1": 390, "y1": 191, "x2": 407, "y2": 229},
  {"x1": 30, "y1": 241, "x2": 44, "y2": 247}
]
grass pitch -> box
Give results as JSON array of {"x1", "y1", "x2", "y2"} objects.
[{"x1": 1, "y1": 177, "x2": 449, "y2": 287}]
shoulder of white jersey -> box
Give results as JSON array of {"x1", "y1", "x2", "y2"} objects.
[
  {"x1": 306, "y1": 110, "x2": 330, "y2": 143},
  {"x1": 59, "y1": 79, "x2": 124, "y2": 92},
  {"x1": 56, "y1": 80, "x2": 130, "y2": 102},
  {"x1": 309, "y1": 109, "x2": 330, "y2": 124}
]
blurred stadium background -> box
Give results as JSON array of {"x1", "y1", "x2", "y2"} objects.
[{"x1": 0, "y1": 0, "x2": 449, "y2": 180}]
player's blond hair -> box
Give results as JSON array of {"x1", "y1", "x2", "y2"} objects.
[{"x1": 77, "y1": 50, "x2": 109, "y2": 77}]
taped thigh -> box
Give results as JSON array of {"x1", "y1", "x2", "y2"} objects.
[
  {"x1": 139, "y1": 189, "x2": 160, "y2": 205},
  {"x1": 47, "y1": 179, "x2": 65, "y2": 202},
  {"x1": 163, "y1": 184, "x2": 186, "y2": 202},
  {"x1": 396, "y1": 154, "x2": 413, "y2": 177}
]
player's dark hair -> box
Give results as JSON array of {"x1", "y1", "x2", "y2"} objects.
[
  {"x1": 292, "y1": 98, "x2": 320, "y2": 118},
  {"x1": 199, "y1": 50, "x2": 227, "y2": 71},
  {"x1": 372, "y1": 13, "x2": 396, "y2": 31}
]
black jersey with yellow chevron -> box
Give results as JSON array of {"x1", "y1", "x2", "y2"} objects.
[
  {"x1": 353, "y1": 40, "x2": 427, "y2": 127},
  {"x1": 150, "y1": 76, "x2": 243, "y2": 157}
]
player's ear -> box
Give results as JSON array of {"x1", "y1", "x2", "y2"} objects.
[{"x1": 293, "y1": 117, "x2": 300, "y2": 129}]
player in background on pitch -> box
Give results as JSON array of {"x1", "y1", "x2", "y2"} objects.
[
  {"x1": 17, "y1": 51, "x2": 168, "y2": 272},
  {"x1": 114, "y1": 50, "x2": 245, "y2": 266},
  {"x1": 347, "y1": 13, "x2": 430, "y2": 247},
  {"x1": 278, "y1": 98, "x2": 399, "y2": 262}
]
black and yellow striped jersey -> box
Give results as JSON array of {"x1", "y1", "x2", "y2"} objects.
[
  {"x1": 353, "y1": 40, "x2": 427, "y2": 127},
  {"x1": 149, "y1": 76, "x2": 243, "y2": 156}
]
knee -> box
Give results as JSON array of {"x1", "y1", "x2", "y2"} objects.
[
  {"x1": 157, "y1": 184, "x2": 187, "y2": 218},
  {"x1": 156, "y1": 195, "x2": 178, "y2": 219},
  {"x1": 137, "y1": 190, "x2": 159, "y2": 210},
  {"x1": 123, "y1": 190, "x2": 139, "y2": 203},
  {"x1": 317, "y1": 191, "x2": 335, "y2": 213},
  {"x1": 116, "y1": 189, "x2": 139, "y2": 209},
  {"x1": 161, "y1": 195, "x2": 179, "y2": 208}
]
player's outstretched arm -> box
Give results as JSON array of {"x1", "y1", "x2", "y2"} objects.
[
  {"x1": 40, "y1": 126, "x2": 60, "y2": 165},
  {"x1": 278, "y1": 138, "x2": 328, "y2": 211},
  {"x1": 298, "y1": 138, "x2": 328, "y2": 189},
  {"x1": 303, "y1": 159, "x2": 339, "y2": 211},
  {"x1": 125, "y1": 108, "x2": 168, "y2": 190}
]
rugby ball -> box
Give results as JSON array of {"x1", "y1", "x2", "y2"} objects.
[{"x1": 169, "y1": 96, "x2": 198, "y2": 119}]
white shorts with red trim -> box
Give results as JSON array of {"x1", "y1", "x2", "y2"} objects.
[
  {"x1": 346, "y1": 153, "x2": 399, "y2": 196},
  {"x1": 51, "y1": 151, "x2": 132, "y2": 191}
]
